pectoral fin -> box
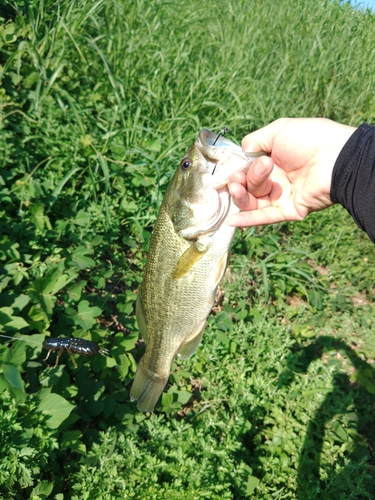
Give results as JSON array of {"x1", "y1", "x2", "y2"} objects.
[{"x1": 173, "y1": 242, "x2": 208, "y2": 280}]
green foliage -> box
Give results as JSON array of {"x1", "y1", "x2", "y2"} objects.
[
  {"x1": 0, "y1": 390, "x2": 59, "y2": 494},
  {"x1": 0, "y1": 0, "x2": 375, "y2": 498}
]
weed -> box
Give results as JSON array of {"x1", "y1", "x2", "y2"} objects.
[{"x1": 0, "y1": 0, "x2": 375, "y2": 498}]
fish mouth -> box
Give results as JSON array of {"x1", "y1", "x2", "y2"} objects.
[
  {"x1": 198, "y1": 128, "x2": 248, "y2": 188},
  {"x1": 177, "y1": 129, "x2": 265, "y2": 239},
  {"x1": 199, "y1": 128, "x2": 242, "y2": 154},
  {"x1": 198, "y1": 128, "x2": 265, "y2": 189}
]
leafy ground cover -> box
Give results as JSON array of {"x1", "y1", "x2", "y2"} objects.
[{"x1": 1, "y1": 0, "x2": 375, "y2": 498}]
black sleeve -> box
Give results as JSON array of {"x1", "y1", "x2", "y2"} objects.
[{"x1": 330, "y1": 123, "x2": 375, "y2": 243}]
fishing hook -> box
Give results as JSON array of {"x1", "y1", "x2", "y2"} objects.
[{"x1": 212, "y1": 127, "x2": 228, "y2": 174}]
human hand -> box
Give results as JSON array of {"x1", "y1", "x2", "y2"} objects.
[{"x1": 227, "y1": 118, "x2": 356, "y2": 226}]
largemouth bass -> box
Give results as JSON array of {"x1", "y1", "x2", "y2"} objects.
[{"x1": 130, "y1": 128, "x2": 264, "y2": 411}]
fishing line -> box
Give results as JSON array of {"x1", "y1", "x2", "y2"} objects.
[
  {"x1": 1, "y1": 127, "x2": 229, "y2": 353},
  {"x1": 0, "y1": 333, "x2": 41, "y2": 344},
  {"x1": 3, "y1": 125, "x2": 230, "y2": 352},
  {"x1": 100, "y1": 270, "x2": 127, "y2": 309},
  {"x1": 0, "y1": 222, "x2": 153, "y2": 354},
  {"x1": 212, "y1": 127, "x2": 228, "y2": 175},
  {"x1": 99, "y1": 127, "x2": 228, "y2": 308},
  {"x1": 100, "y1": 232, "x2": 153, "y2": 309}
]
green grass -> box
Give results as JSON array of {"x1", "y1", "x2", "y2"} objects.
[{"x1": 1, "y1": 0, "x2": 375, "y2": 498}]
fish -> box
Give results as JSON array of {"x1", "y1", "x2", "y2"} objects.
[{"x1": 130, "y1": 128, "x2": 264, "y2": 411}]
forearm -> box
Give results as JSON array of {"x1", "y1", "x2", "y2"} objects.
[{"x1": 330, "y1": 123, "x2": 375, "y2": 242}]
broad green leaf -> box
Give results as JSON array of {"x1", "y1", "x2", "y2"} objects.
[
  {"x1": 19, "y1": 447, "x2": 34, "y2": 457},
  {"x1": 280, "y1": 451, "x2": 289, "y2": 469},
  {"x1": 214, "y1": 331, "x2": 230, "y2": 347},
  {"x1": 126, "y1": 352, "x2": 138, "y2": 373},
  {"x1": 0, "y1": 306, "x2": 29, "y2": 330},
  {"x1": 3, "y1": 22, "x2": 16, "y2": 42},
  {"x1": 29, "y1": 203, "x2": 44, "y2": 229},
  {"x1": 235, "y1": 308, "x2": 249, "y2": 321},
  {"x1": 115, "y1": 352, "x2": 130, "y2": 377},
  {"x1": 5, "y1": 315, "x2": 29, "y2": 330},
  {"x1": 351, "y1": 367, "x2": 375, "y2": 394},
  {"x1": 12, "y1": 293, "x2": 30, "y2": 312},
  {"x1": 0, "y1": 306, "x2": 14, "y2": 323},
  {"x1": 161, "y1": 392, "x2": 173, "y2": 408},
  {"x1": 246, "y1": 475, "x2": 260, "y2": 495},
  {"x1": 0, "y1": 374, "x2": 9, "y2": 393},
  {"x1": 214, "y1": 311, "x2": 233, "y2": 332},
  {"x1": 61, "y1": 430, "x2": 86, "y2": 454},
  {"x1": 61, "y1": 430, "x2": 82, "y2": 442},
  {"x1": 28, "y1": 303, "x2": 50, "y2": 331},
  {"x1": 131, "y1": 172, "x2": 153, "y2": 188},
  {"x1": 332, "y1": 421, "x2": 348, "y2": 442},
  {"x1": 103, "y1": 396, "x2": 116, "y2": 418},
  {"x1": 68, "y1": 300, "x2": 102, "y2": 329},
  {"x1": 38, "y1": 393, "x2": 75, "y2": 429},
  {"x1": 30, "y1": 481, "x2": 54, "y2": 499},
  {"x1": 176, "y1": 389, "x2": 192, "y2": 405},
  {"x1": 32, "y1": 267, "x2": 72, "y2": 295},
  {"x1": 36, "y1": 294, "x2": 56, "y2": 318},
  {"x1": 74, "y1": 209, "x2": 90, "y2": 227},
  {"x1": 65, "y1": 385, "x2": 79, "y2": 398},
  {"x1": 3, "y1": 363, "x2": 25, "y2": 391},
  {"x1": 67, "y1": 280, "x2": 87, "y2": 302},
  {"x1": 2, "y1": 339, "x2": 27, "y2": 365},
  {"x1": 70, "y1": 246, "x2": 96, "y2": 270},
  {"x1": 29, "y1": 203, "x2": 51, "y2": 230},
  {"x1": 105, "y1": 355, "x2": 117, "y2": 368},
  {"x1": 115, "y1": 331, "x2": 138, "y2": 351},
  {"x1": 145, "y1": 137, "x2": 161, "y2": 152}
]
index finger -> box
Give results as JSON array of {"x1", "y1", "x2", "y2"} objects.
[{"x1": 226, "y1": 206, "x2": 288, "y2": 227}]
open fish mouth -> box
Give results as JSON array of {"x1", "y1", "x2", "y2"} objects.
[
  {"x1": 198, "y1": 128, "x2": 244, "y2": 176},
  {"x1": 177, "y1": 127, "x2": 265, "y2": 239},
  {"x1": 199, "y1": 127, "x2": 241, "y2": 151},
  {"x1": 196, "y1": 128, "x2": 264, "y2": 189}
]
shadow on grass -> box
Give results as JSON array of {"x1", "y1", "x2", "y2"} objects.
[{"x1": 281, "y1": 336, "x2": 375, "y2": 500}]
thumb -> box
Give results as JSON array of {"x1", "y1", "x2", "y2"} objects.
[{"x1": 242, "y1": 118, "x2": 291, "y2": 154}]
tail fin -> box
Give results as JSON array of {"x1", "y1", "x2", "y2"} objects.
[{"x1": 130, "y1": 359, "x2": 169, "y2": 412}]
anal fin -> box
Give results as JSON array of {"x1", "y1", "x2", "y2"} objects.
[
  {"x1": 136, "y1": 293, "x2": 148, "y2": 342},
  {"x1": 177, "y1": 321, "x2": 206, "y2": 359}
]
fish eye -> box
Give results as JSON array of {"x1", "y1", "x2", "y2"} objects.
[{"x1": 180, "y1": 158, "x2": 191, "y2": 171}]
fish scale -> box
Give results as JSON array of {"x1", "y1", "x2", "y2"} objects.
[{"x1": 130, "y1": 129, "x2": 264, "y2": 411}]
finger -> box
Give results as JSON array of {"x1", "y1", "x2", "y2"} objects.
[
  {"x1": 228, "y1": 170, "x2": 247, "y2": 188},
  {"x1": 228, "y1": 181, "x2": 259, "y2": 211},
  {"x1": 245, "y1": 156, "x2": 274, "y2": 197},
  {"x1": 226, "y1": 206, "x2": 288, "y2": 227},
  {"x1": 242, "y1": 118, "x2": 291, "y2": 152}
]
